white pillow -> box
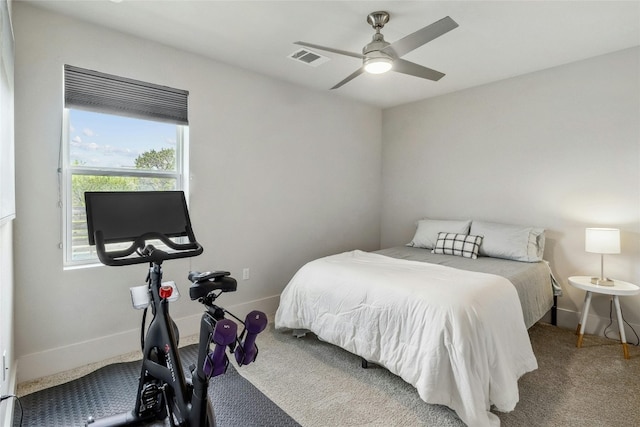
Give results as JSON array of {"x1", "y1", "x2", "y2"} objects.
[
  {"x1": 408, "y1": 219, "x2": 472, "y2": 249},
  {"x1": 470, "y1": 220, "x2": 545, "y2": 262}
]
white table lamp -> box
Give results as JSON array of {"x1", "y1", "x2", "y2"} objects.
[{"x1": 585, "y1": 228, "x2": 620, "y2": 286}]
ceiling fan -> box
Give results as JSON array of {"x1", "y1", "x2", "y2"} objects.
[{"x1": 295, "y1": 11, "x2": 458, "y2": 89}]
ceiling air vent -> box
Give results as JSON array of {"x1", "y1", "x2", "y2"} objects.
[{"x1": 288, "y1": 48, "x2": 330, "y2": 67}]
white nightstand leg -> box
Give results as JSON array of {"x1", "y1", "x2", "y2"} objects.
[
  {"x1": 576, "y1": 291, "x2": 592, "y2": 348},
  {"x1": 613, "y1": 295, "x2": 630, "y2": 359}
]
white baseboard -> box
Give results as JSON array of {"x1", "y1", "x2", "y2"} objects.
[
  {"x1": 17, "y1": 295, "x2": 280, "y2": 384},
  {"x1": 552, "y1": 307, "x2": 640, "y2": 341}
]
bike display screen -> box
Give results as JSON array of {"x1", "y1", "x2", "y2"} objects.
[{"x1": 85, "y1": 191, "x2": 193, "y2": 245}]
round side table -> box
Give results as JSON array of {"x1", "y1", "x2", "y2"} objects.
[{"x1": 568, "y1": 276, "x2": 640, "y2": 359}]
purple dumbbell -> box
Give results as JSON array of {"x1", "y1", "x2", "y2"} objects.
[
  {"x1": 203, "y1": 318, "x2": 237, "y2": 378},
  {"x1": 235, "y1": 311, "x2": 268, "y2": 366}
]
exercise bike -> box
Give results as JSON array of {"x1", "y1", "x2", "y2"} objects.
[{"x1": 83, "y1": 191, "x2": 267, "y2": 427}]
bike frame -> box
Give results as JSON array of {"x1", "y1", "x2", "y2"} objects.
[{"x1": 135, "y1": 262, "x2": 214, "y2": 426}]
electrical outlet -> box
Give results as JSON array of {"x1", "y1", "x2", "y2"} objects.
[{"x1": 242, "y1": 268, "x2": 250, "y2": 281}]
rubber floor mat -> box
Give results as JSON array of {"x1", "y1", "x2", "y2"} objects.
[{"x1": 13, "y1": 344, "x2": 300, "y2": 427}]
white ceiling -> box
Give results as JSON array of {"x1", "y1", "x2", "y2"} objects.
[{"x1": 22, "y1": 0, "x2": 640, "y2": 108}]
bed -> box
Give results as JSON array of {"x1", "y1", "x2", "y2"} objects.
[{"x1": 275, "y1": 220, "x2": 561, "y2": 427}]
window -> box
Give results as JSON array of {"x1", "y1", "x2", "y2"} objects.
[{"x1": 62, "y1": 65, "x2": 189, "y2": 266}]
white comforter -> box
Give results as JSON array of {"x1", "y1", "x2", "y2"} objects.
[{"x1": 275, "y1": 250, "x2": 537, "y2": 427}]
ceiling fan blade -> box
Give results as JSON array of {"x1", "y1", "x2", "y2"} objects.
[
  {"x1": 331, "y1": 67, "x2": 365, "y2": 89},
  {"x1": 393, "y1": 59, "x2": 445, "y2": 81},
  {"x1": 294, "y1": 41, "x2": 363, "y2": 59},
  {"x1": 383, "y1": 16, "x2": 458, "y2": 58}
]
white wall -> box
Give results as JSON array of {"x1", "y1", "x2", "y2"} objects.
[
  {"x1": 13, "y1": 3, "x2": 381, "y2": 382},
  {"x1": 381, "y1": 47, "x2": 640, "y2": 335}
]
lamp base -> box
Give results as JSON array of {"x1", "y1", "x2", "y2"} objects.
[{"x1": 591, "y1": 277, "x2": 614, "y2": 286}]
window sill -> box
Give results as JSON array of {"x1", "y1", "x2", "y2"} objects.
[{"x1": 63, "y1": 262, "x2": 104, "y2": 271}]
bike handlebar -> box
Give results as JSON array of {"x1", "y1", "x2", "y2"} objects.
[{"x1": 94, "y1": 230, "x2": 204, "y2": 266}]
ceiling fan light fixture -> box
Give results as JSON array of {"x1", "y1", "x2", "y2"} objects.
[{"x1": 364, "y1": 56, "x2": 393, "y2": 74}]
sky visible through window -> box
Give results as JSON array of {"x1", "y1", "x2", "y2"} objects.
[{"x1": 69, "y1": 109, "x2": 177, "y2": 169}]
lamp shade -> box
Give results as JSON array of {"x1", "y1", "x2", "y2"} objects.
[{"x1": 585, "y1": 228, "x2": 620, "y2": 254}]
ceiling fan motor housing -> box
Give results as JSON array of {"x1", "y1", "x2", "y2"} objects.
[
  {"x1": 363, "y1": 33, "x2": 391, "y2": 56},
  {"x1": 363, "y1": 26, "x2": 394, "y2": 72}
]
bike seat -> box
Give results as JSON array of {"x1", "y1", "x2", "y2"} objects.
[{"x1": 189, "y1": 271, "x2": 237, "y2": 300}]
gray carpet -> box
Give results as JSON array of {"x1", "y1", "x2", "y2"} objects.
[
  {"x1": 14, "y1": 323, "x2": 640, "y2": 426},
  {"x1": 13, "y1": 344, "x2": 300, "y2": 427},
  {"x1": 498, "y1": 323, "x2": 640, "y2": 427},
  {"x1": 236, "y1": 322, "x2": 640, "y2": 426}
]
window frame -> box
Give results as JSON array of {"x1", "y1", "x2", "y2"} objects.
[{"x1": 61, "y1": 108, "x2": 189, "y2": 268}]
